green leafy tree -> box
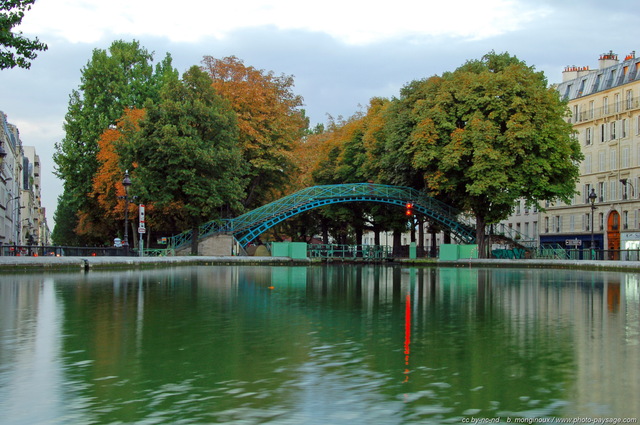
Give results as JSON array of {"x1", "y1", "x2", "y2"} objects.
[
  {"x1": 123, "y1": 66, "x2": 247, "y2": 255},
  {"x1": 53, "y1": 40, "x2": 176, "y2": 244},
  {"x1": 0, "y1": 0, "x2": 47, "y2": 69},
  {"x1": 50, "y1": 192, "x2": 83, "y2": 246},
  {"x1": 409, "y1": 51, "x2": 582, "y2": 257}
]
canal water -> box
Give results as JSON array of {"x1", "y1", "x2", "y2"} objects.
[{"x1": 0, "y1": 265, "x2": 638, "y2": 424}]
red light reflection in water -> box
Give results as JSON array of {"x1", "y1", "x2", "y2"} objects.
[{"x1": 403, "y1": 293, "x2": 411, "y2": 384}]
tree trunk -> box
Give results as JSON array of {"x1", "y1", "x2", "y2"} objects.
[
  {"x1": 430, "y1": 226, "x2": 437, "y2": 257},
  {"x1": 191, "y1": 226, "x2": 199, "y2": 255},
  {"x1": 392, "y1": 229, "x2": 402, "y2": 257},
  {"x1": 374, "y1": 229, "x2": 380, "y2": 246},
  {"x1": 475, "y1": 215, "x2": 487, "y2": 259},
  {"x1": 410, "y1": 218, "x2": 416, "y2": 243},
  {"x1": 418, "y1": 217, "x2": 424, "y2": 252},
  {"x1": 322, "y1": 220, "x2": 329, "y2": 244},
  {"x1": 355, "y1": 227, "x2": 363, "y2": 246}
]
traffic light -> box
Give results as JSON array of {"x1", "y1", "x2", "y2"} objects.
[{"x1": 405, "y1": 202, "x2": 413, "y2": 216}]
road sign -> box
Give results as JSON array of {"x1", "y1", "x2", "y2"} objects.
[
  {"x1": 565, "y1": 238, "x2": 582, "y2": 246},
  {"x1": 139, "y1": 204, "x2": 145, "y2": 224},
  {"x1": 138, "y1": 227, "x2": 146, "y2": 234}
]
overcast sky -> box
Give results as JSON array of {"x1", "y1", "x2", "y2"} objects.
[{"x1": 1, "y1": 0, "x2": 638, "y2": 230}]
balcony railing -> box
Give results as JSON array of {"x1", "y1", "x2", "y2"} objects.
[{"x1": 572, "y1": 99, "x2": 640, "y2": 123}]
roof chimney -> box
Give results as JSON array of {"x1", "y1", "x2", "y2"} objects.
[
  {"x1": 562, "y1": 65, "x2": 591, "y2": 82},
  {"x1": 599, "y1": 50, "x2": 619, "y2": 69}
]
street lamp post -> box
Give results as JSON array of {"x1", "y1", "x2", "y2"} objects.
[
  {"x1": 122, "y1": 170, "x2": 132, "y2": 255},
  {"x1": 589, "y1": 188, "x2": 597, "y2": 259},
  {"x1": 620, "y1": 178, "x2": 635, "y2": 199}
]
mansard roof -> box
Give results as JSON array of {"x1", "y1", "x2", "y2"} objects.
[{"x1": 556, "y1": 56, "x2": 640, "y2": 101}]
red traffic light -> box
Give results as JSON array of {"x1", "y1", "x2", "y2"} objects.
[{"x1": 405, "y1": 202, "x2": 414, "y2": 216}]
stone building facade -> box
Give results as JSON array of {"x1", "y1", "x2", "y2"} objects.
[
  {"x1": 0, "y1": 111, "x2": 49, "y2": 249},
  {"x1": 539, "y1": 51, "x2": 640, "y2": 255}
]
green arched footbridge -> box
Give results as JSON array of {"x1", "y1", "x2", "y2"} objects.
[{"x1": 167, "y1": 183, "x2": 476, "y2": 250}]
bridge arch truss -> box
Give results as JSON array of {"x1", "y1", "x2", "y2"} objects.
[{"x1": 168, "y1": 183, "x2": 476, "y2": 250}]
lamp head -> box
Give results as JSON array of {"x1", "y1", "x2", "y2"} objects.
[
  {"x1": 122, "y1": 170, "x2": 132, "y2": 187},
  {"x1": 589, "y1": 188, "x2": 597, "y2": 205}
]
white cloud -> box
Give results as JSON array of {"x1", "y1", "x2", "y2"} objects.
[{"x1": 20, "y1": 0, "x2": 550, "y2": 45}]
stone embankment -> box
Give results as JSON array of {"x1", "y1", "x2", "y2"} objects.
[
  {"x1": 0, "y1": 256, "x2": 310, "y2": 272},
  {"x1": 3, "y1": 255, "x2": 640, "y2": 272}
]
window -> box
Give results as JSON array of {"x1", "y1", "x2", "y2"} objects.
[
  {"x1": 609, "y1": 70, "x2": 617, "y2": 88},
  {"x1": 600, "y1": 123, "x2": 607, "y2": 142},
  {"x1": 585, "y1": 127, "x2": 592, "y2": 145},
  {"x1": 599, "y1": 213, "x2": 604, "y2": 231},
  {"x1": 610, "y1": 148, "x2": 617, "y2": 170},
  {"x1": 627, "y1": 90, "x2": 634, "y2": 110},
  {"x1": 569, "y1": 215, "x2": 575, "y2": 232},
  {"x1": 599, "y1": 151, "x2": 606, "y2": 171},
  {"x1": 584, "y1": 154, "x2": 592, "y2": 174},
  {"x1": 610, "y1": 121, "x2": 617, "y2": 140},
  {"x1": 544, "y1": 217, "x2": 549, "y2": 233},
  {"x1": 622, "y1": 146, "x2": 630, "y2": 168},
  {"x1": 611, "y1": 181, "x2": 617, "y2": 201},
  {"x1": 599, "y1": 181, "x2": 606, "y2": 202},
  {"x1": 593, "y1": 74, "x2": 602, "y2": 93},
  {"x1": 584, "y1": 184, "x2": 592, "y2": 204},
  {"x1": 554, "y1": 216, "x2": 562, "y2": 233},
  {"x1": 533, "y1": 221, "x2": 538, "y2": 236},
  {"x1": 614, "y1": 94, "x2": 620, "y2": 113},
  {"x1": 623, "y1": 211, "x2": 629, "y2": 230},
  {"x1": 589, "y1": 101, "x2": 595, "y2": 119},
  {"x1": 578, "y1": 79, "x2": 586, "y2": 97},
  {"x1": 604, "y1": 97, "x2": 609, "y2": 114},
  {"x1": 585, "y1": 213, "x2": 591, "y2": 231},
  {"x1": 622, "y1": 119, "x2": 628, "y2": 138},
  {"x1": 622, "y1": 180, "x2": 630, "y2": 199},
  {"x1": 524, "y1": 222, "x2": 529, "y2": 237}
]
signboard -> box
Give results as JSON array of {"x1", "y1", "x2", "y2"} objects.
[
  {"x1": 565, "y1": 238, "x2": 582, "y2": 246},
  {"x1": 138, "y1": 227, "x2": 146, "y2": 234},
  {"x1": 139, "y1": 204, "x2": 146, "y2": 229}
]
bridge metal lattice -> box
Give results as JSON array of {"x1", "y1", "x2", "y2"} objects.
[{"x1": 167, "y1": 183, "x2": 476, "y2": 250}]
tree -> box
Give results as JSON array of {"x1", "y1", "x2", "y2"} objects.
[
  {"x1": 50, "y1": 192, "x2": 83, "y2": 246},
  {"x1": 409, "y1": 51, "x2": 582, "y2": 257},
  {"x1": 77, "y1": 108, "x2": 146, "y2": 243},
  {"x1": 0, "y1": 0, "x2": 47, "y2": 69},
  {"x1": 201, "y1": 56, "x2": 306, "y2": 209},
  {"x1": 124, "y1": 66, "x2": 247, "y2": 255},
  {"x1": 53, "y1": 40, "x2": 176, "y2": 245}
]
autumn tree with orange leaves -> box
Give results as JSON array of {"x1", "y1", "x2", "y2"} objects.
[
  {"x1": 78, "y1": 108, "x2": 146, "y2": 243},
  {"x1": 201, "y1": 56, "x2": 307, "y2": 209}
]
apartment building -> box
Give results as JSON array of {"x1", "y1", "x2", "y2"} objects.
[
  {"x1": 0, "y1": 111, "x2": 49, "y2": 248},
  {"x1": 539, "y1": 51, "x2": 640, "y2": 252}
]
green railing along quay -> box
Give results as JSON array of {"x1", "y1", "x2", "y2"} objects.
[{"x1": 167, "y1": 183, "x2": 476, "y2": 251}]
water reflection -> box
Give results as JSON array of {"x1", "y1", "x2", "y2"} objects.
[{"x1": 0, "y1": 266, "x2": 638, "y2": 424}]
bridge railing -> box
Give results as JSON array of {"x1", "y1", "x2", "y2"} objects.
[
  {"x1": 167, "y1": 183, "x2": 477, "y2": 251},
  {"x1": 307, "y1": 244, "x2": 392, "y2": 260},
  {"x1": 490, "y1": 223, "x2": 537, "y2": 247}
]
